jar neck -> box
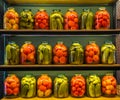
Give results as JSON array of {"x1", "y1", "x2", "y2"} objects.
[
  {"x1": 72, "y1": 42, "x2": 80, "y2": 46},
  {"x1": 7, "y1": 7, "x2": 15, "y2": 11},
  {"x1": 75, "y1": 74, "x2": 82, "y2": 77},
  {"x1": 39, "y1": 9, "x2": 46, "y2": 12},
  {"x1": 8, "y1": 41, "x2": 16, "y2": 45},
  {"x1": 8, "y1": 74, "x2": 16, "y2": 77},
  {"x1": 25, "y1": 74, "x2": 32, "y2": 78},
  {"x1": 106, "y1": 73, "x2": 113, "y2": 76},
  {"x1": 68, "y1": 8, "x2": 75, "y2": 12},
  {"x1": 57, "y1": 41, "x2": 63, "y2": 44},
  {"x1": 99, "y1": 7, "x2": 106, "y2": 11},
  {"x1": 25, "y1": 41, "x2": 32, "y2": 44},
  {"x1": 83, "y1": 9, "x2": 90, "y2": 12},
  {"x1": 89, "y1": 41, "x2": 96, "y2": 44},
  {"x1": 53, "y1": 9, "x2": 61, "y2": 13},
  {"x1": 41, "y1": 74, "x2": 48, "y2": 76},
  {"x1": 42, "y1": 41, "x2": 48, "y2": 45},
  {"x1": 104, "y1": 41, "x2": 112, "y2": 44}
]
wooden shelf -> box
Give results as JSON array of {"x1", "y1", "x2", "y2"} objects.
[
  {"x1": 6, "y1": 0, "x2": 117, "y2": 5},
  {"x1": 0, "y1": 29, "x2": 120, "y2": 35},
  {"x1": 0, "y1": 64, "x2": 120, "y2": 71},
  {"x1": 2, "y1": 96, "x2": 120, "y2": 100}
]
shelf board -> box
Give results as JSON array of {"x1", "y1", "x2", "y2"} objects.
[
  {"x1": 0, "y1": 64, "x2": 120, "y2": 71},
  {"x1": 2, "y1": 96, "x2": 120, "y2": 100},
  {"x1": 0, "y1": 29, "x2": 120, "y2": 35},
  {"x1": 6, "y1": 0, "x2": 117, "y2": 5}
]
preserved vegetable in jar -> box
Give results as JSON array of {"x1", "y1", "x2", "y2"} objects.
[
  {"x1": 37, "y1": 74, "x2": 52, "y2": 97},
  {"x1": 117, "y1": 85, "x2": 120, "y2": 96},
  {"x1": 21, "y1": 75, "x2": 36, "y2": 98},
  {"x1": 20, "y1": 9, "x2": 34, "y2": 29},
  {"x1": 95, "y1": 7, "x2": 110, "y2": 29},
  {"x1": 54, "y1": 74, "x2": 68, "y2": 98},
  {"x1": 50, "y1": 9, "x2": 63, "y2": 30},
  {"x1": 85, "y1": 41, "x2": 100, "y2": 64},
  {"x1": 102, "y1": 73, "x2": 117, "y2": 97},
  {"x1": 4, "y1": 7, "x2": 19, "y2": 30},
  {"x1": 34, "y1": 9, "x2": 49, "y2": 29},
  {"x1": 4, "y1": 74, "x2": 20, "y2": 98},
  {"x1": 20, "y1": 41, "x2": 36, "y2": 64},
  {"x1": 80, "y1": 9, "x2": 94, "y2": 29},
  {"x1": 5, "y1": 41, "x2": 19, "y2": 65},
  {"x1": 101, "y1": 41, "x2": 116, "y2": 64},
  {"x1": 37, "y1": 41, "x2": 52, "y2": 64},
  {"x1": 71, "y1": 74, "x2": 86, "y2": 97},
  {"x1": 69, "y1": 42, "x2": 84, "y2": 64},
  {"x1": 86, "y1": 74, "x2": 101, "y2": 97},
  {"x1": 53, "y1": 41, "x2": 68, "y2": 64},
  {"x1": 64, "y1": 8, "x2": 79, "y2": 30}
]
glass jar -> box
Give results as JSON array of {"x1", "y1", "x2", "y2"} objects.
[
  {"x1": 37, "y1": 74, "x2": 52, "y2": 97},
  {"x1": 4, "y1": 7, "x2": 19, "y2": 30},
  {"x1": 116, "y1": 70, "x2": 120, "y2": 96},
  {"x1": 50, "y1": 9, "x2": 63, "y2": 30},
  {"x1": 20, "y1": 41, "x2": 36, "y2": 64},
  {"x1": 34, "y1": 9, "x2": 49, "y2": 29},
  {"x1": 71, "y1": 74, "x2": 86, "y2": 97},
  {"x1": 5, "y1": 41, "x2": 19, "y2": 65},
  {"x1": 102, "y1": 73, "x2": 117, "y2": 97},
  {"x1": 95, "y1": 7, "x2": 110, "y2": 29},
  {"x1": 53, "y1": 41, "x2": 68, "y2": 64},
  {"x1": 4, "y1": 74, "x2": 20, "y2": 98},
  {"x1": 80, "y1": 9, "x2": 94, "y2": 29},
  {"x1": 86, "y1": 74, "x2": 101, "y2": 97},
  {"x1": 101, "y1": 41, "x2": 116, "y2": 64},
  {"x1": 54, "y1": 74, "x2": 68, "y2": 98},
  {"x1": 37, "y1": 41, "x2": 52, "y2": 64},
  {"x1": 85, "y1": 41, "x2": 100, "y2": 64},
  {"x1": 20, "y1": 9, "x2": 34, "y2": 29},
  {"x1": 64, "y1": 8, "x2": 79, "y2": 30},
  {"x1": 21, "y1": 75, "x2": 36, "y2": 98},
  {"x1": 69, "y1": 42, "x2": 84, "y2": 64},
  {"x1": 117, "y1": 85, "x2": 120, "y2": 96}
]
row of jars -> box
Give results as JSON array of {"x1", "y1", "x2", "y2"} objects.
[
  {"x1": 5, "y1": 41, "x2": 116, "y2": 65},
  {"x1": 4, "y1": 7, "x2": 110, "y2": 30},
  {"x1": 4, "y1": 73, "x2": 118, "y2": 98}
]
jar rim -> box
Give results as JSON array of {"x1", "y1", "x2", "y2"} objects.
[{"x1": 24, "y1": 41, "x2": 32, "y2": 44}]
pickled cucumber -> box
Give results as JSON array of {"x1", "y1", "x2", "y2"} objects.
[
  {"x1": 5, "y1": 42, "x2": 19, "y2": 65},
  {"x1": 37, "y1": 42, "x2": 52, "y2": 64},
  {"x1": 101, "y1": 41, "x2": 116, "y2": 64},
  {"x1": 54, "y1": 74, "x2": 68, "y2": 98},
  {"x1": 69, "y1": 42, "x2": 84, "y2": 64}
]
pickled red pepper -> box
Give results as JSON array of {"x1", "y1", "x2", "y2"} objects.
[
  {"x1": 37, "y1": 74, "x2": 52, "y2": 97},
  {"x1": 102, "y1": 74, "x2": 117, "y2": 97},
  {"x1": 64, "y1": 8, "x2": 79, "y2": 30},
  {"x1": 20, "y1": 41, "x2": 36, "y2": 64},
  {"x1": 53, "y1": 41, "x2": 68, "y2": 64},
  {"x1": 4, "y1": 7, "x2": 19, "y2": 30},
  {"x1": 34, "y1": 9, "x2": 49, "y2": 29},
  {"x1": 4, "y1": 74, "x2": 20, "y2": 98},
  {"x1": 85, "y1": 41, "x2": 100, "y2": 64},
  {"x1": 95, "y1": 7, "x2": 110, "y2": 29},
  {"x1": 71, "y1": 74, "x2": 86, "y2": 97}
]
